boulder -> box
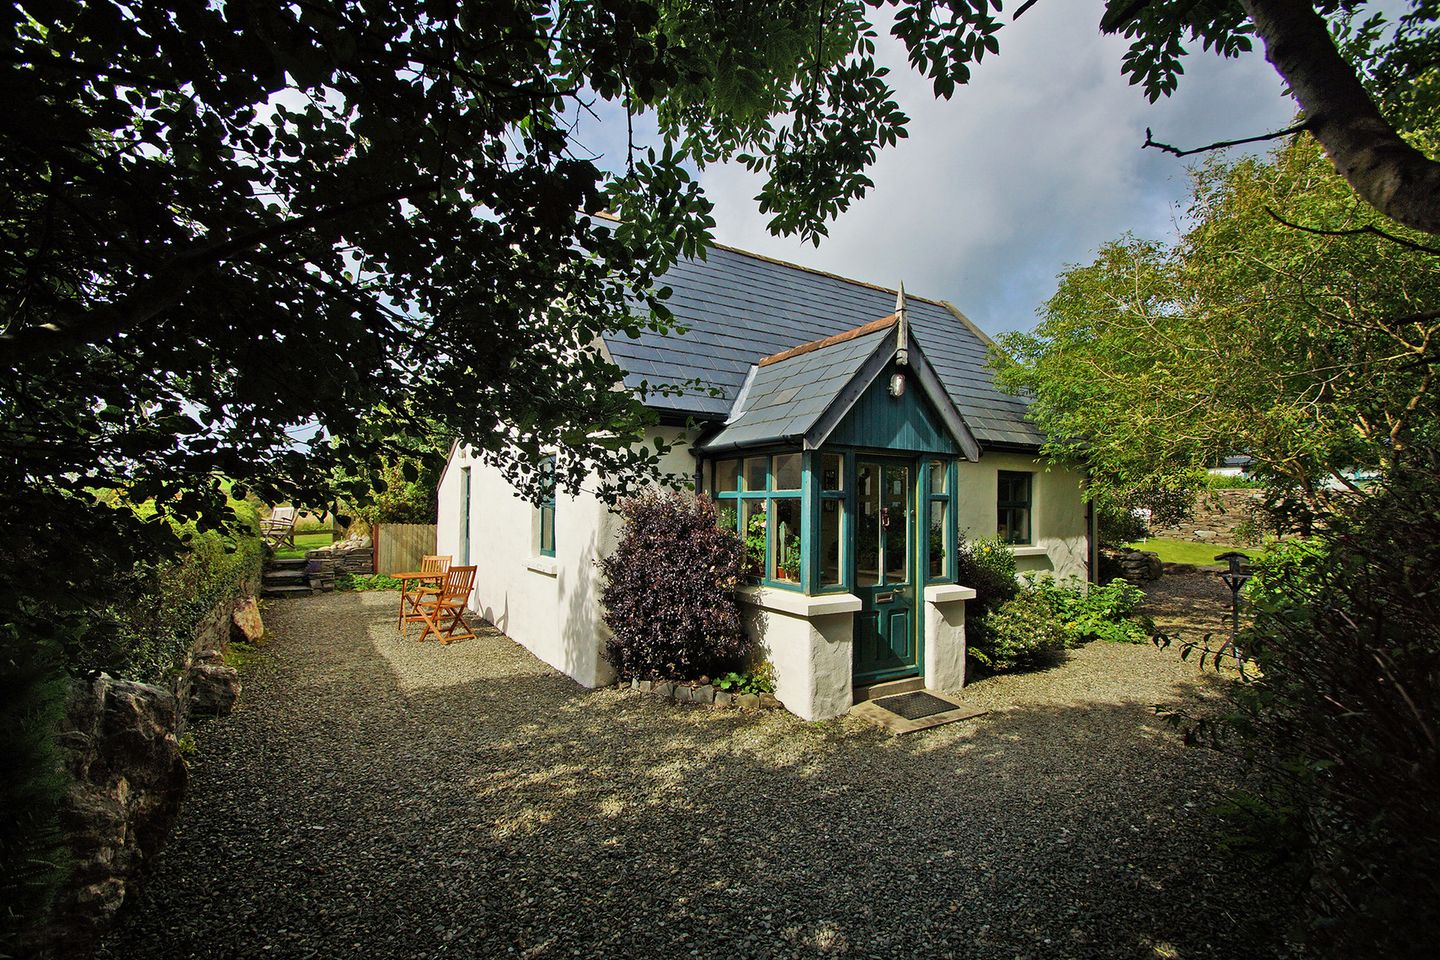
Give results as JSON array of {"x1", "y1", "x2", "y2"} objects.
[
  {"x1": 49, "y1": 675, "x2": 187, "y2": 954},
  {"x1": 230, "y1": 597, "x2": 265, "y2": 644},
  {"x1": 188, "y1": 656, "x2": 241, "y2": 717}
]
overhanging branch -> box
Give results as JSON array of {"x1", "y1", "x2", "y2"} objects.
[
  {"x1": 1, "y1": 185, "x2": 425, "y2": 365},
  {"x1": 1263, "y1": 206, "x2": 1440, "y2": 257},
  {"x1": 1143, "y1": 120, "x2": 1312, "y2": 158}
]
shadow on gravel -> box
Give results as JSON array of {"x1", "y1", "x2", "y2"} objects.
[{"x1": 98, "y1": 593, "x2": 1294, "y2": 960}]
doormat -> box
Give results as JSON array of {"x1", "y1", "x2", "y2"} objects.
[
  {"x1": 850, "y1": 690, "x2": 987, "y2": 735},
  {"x1": 873, "y1": 691, "x2": 958, "y2": 720}
]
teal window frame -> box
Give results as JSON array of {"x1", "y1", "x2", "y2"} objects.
[
  {"x1": 998, "y1": 469, "x2": 1032, "y2": 545},
  {"x1": 925, "y1": 459, "x2": 957, "y2": 584},
  {"x1": 538, "y1": 456, "x2": 556, "y2": 558},
  {"x1": 809, "y1": 449, "x2": 852, "y2": 594},
  {"x1": 710, "y1": 451, "x2": 806, "y2": 592}
]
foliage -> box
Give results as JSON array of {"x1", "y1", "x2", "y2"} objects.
[
  {"x1": 335, "y1": 574, "x2": 403, "y2": 593},
  {"x1": 1025, "y1": 576, "x2": 1153, "y2": 646},
  {"x1": 995, "y1": 136, "x2": 1440, "y2": 518},
  {"x1": 1201, "y1": 451, "x2": 1440, "y2": 958},
  {"x1": 1243, "y1": 537, "x2": 1331, "y2": 616},
  {"x1": 954, "y1": 534, "x2": 1018, "y2": 615},
  {"x1": 601, "y1": 491, "x2": 749, "y2": 680},
  {"x1": 95, "y1": 498, "x2": 265, "y2": 684},
  {"x1": 744, "y1": 512, "x2": 768, "y2": 579},
  {"x1": 0, "y1": 632, "x2": 69, "y2": 957},
  {"x1": 968, "y1": 589, "x2": 1072, "y2": 673},
  {"x1": 1096, "y1": 502, "x2": 1150, "y2": 549},
  {"x1": 716, "y1": 661, "x2": 776, "y2": 695}
]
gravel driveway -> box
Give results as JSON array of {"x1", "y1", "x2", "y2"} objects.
[{"x1": 99, "y1": 592, "x2": 1293, "y2": 960}]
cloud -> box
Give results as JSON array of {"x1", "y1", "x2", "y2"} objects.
[{"x1": 692, "y1": 4, "x2": 1295, "y2": 335}]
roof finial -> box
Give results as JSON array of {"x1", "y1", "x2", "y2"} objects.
[{"x1": 895, "y1": 281, "x2": 909, "y2": 366}]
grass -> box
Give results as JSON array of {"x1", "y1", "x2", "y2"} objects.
[
  {"x1": 273, "y1": 531, "x2": 335, "y2": 560},
  {"x1": 1123, "y1": 537, "x2": 1257, "y2": 566}
]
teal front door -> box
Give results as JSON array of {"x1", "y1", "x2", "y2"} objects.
[{"x1": 853, "y1": 458, "x2": 919, "y2": 684}]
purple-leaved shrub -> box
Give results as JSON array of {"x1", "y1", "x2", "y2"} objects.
[{"x1": 600, "y1": 491, "x2": 750, "y2": 680}]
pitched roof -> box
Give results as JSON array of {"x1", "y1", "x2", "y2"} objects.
[
  {"x1": 700, "y1": 316, "x2": 982, "y2": 459},
  {"x1": 600, "y1": 240, "x2": 1043, "y2": 449}
]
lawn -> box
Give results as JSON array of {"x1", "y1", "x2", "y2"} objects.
[
  {"x1": 1123, "y1": 537, "x2": 1256, "y2": 566},
  {"x1": 273, "y1": 531, "x2": 334, "y2": 560}
]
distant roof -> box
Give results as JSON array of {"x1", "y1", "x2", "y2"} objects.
[{"x1": 599, "y1": 236, "x2": 1043, "y2": 449}]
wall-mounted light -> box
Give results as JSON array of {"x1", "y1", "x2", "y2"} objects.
[{"x1": 888, "y1": 372, "x2": 906, "y2": 398}]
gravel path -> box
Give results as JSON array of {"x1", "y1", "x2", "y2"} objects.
[{"x1": 99, "y1": 592, "x2": 1293, "y2": 960}]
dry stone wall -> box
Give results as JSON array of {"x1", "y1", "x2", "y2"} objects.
[
  {"x1": 41, "y1": 591, "x2": 265, "y2": 957},
  {"x1": 1150, "y1": 489, "x2": 1265, "y2": 544}
]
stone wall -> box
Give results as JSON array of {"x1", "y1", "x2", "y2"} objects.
[
  {"x1": 40, "y1": 591, "x2": 264, "y2": 957},
  {"x1": 1150, "y1": 489, "x2": 1265, "y2": 544}
]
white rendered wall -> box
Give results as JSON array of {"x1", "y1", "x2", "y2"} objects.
[
  {"x1": 436, "y1": 428, "x2": 695, "y2": 688},
  {"x1": 955, "y1": 453, "x2": 1090, "y2": 583},
  {"x1": 740, "y1": 589, "x2": 860, "y2": 721}
]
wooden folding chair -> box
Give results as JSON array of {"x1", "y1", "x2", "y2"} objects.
[
  {"x1": 411, "y1": 565, "x2": 477, "y2": 644},
  {"x1": 398, "y1": 554, "x2": 452, "y2": 631}
]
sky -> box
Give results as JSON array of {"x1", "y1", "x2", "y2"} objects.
[{"x1": 575, "y1": 3, "x2": 1301, "y2": 338}]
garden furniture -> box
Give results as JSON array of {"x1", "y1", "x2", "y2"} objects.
[
  {"x1": 261, "y1": 506, "x2": 297, "y2": 549},
  {"x1": 395, "y1": 555, "x2": 452, "y2": 631},
  {"x1": 409, "y1": 565, "x2": 478, "y2": 644}
]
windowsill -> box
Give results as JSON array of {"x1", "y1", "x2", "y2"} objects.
[
  {"x1": 925, "y1": 583, "x2": 977, "y2": 604},
  {"x1": 738, "y1": 586, "x2": 862, "y2": 617},
  {"x1": 1007, "y1": 545, "x2": 1049, "y2": 557},
  {"x1": 525, "y1": 556, "x2": 558, "y2": 576}
]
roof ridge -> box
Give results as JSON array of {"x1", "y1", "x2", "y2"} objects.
[
  {"x1": 757, "y1": 314, "x2": 896, "y2": 367},
  {"x1": 708, "y1": 242, "x2": 953, "y2": 308},
  {"x1": 590, "y1": 210, "x2": 954, "y2": 310}
]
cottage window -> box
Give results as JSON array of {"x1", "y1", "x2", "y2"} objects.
[
  {"x1": 927, "y1": 459, "x2": 954, "y2": 581},
  {"x1": 817, "y1": 453, "x2": 845, "y2": 589},
  {"x1": 712, "y1": 454, "x2": 803, "y2": 589},
  {"x1": 538, "y1": 457, "x2": 556, "y2": 558},
  {"x1": 997, "y1": 470, "x2": 1032, "y2": 545}
]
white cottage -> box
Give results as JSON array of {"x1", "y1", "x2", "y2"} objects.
[{"x1": 436, "y1": 240, "x2": 1094, "y2": 720}]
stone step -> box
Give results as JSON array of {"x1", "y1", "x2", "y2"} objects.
[
  {"x1": 263, "y1": 569, "x2": 308, "y2": 584},
  {"x1": 853, "y1": 676, "x2": 925, "y2": 703},
  {"x1": 261, "y1": 584, "x2": 314, "y2": 598},
  {"x1": 266, "y1": 557, "x2": 309, "y2": 571}
]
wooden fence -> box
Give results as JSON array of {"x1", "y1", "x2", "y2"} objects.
[{"x1": 373, "y1": 523, "x2": 437, "y2": 575}]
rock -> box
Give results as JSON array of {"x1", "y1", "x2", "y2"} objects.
[
  {"x1": 713, "y1": 691, "x2": 734, "y2": 707},
  {"x1": 674, "y1": 685, "x2": 693, "y2": 703},
  {"x1": 230, "y1": 597, "x2": 265, "y2": 644},
  {"x1": 1193, "y1": 530, "x2": 1216, "y2": 541},
  {"x1": 653, "y1": 681, "x2": 675, "y2": 700},
  {"x1": 758, "y1": 693, "x2": 781, "y2": 710},
  {"x1": 635, "y1": 679, "x2": 653, "y2": 693},
  {"x1": 188, "y1": 662, "x2": 241, "y2": 717},
  {"x1": 692, "y1": 685, "x2": 714, "y2": 705},
  {"x1": 49, "y1": 675, "x2": 187, "y2": 955},
  {"x1": 737, "y1": 693, "x2": 760, "y2": 711}
]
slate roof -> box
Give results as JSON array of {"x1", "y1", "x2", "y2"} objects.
[
  {"x1": 600, "y1": 240, "x2": 1043, "y2": 449},
  {"x1": 702, "y1": 321, "x2": 894, "y2": 451}
]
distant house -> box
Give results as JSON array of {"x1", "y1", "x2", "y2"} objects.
[{"x1": 436, "y1": 239, "x2": 1093, "y2": 720}]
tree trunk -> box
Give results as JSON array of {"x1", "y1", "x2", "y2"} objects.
[{"x1": 1241, "y1": 0, "x2": 1440, "y2": 235}]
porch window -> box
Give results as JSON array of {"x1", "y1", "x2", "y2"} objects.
[
  {"x1": 817, "y1": 452, "x2": 845, "y2": 589},
  {"x1": 538, "y1": 457, "x2": 556, "y2": 557},
  {"x1": 998, "y1": 470, "x2": 1032, "y2": 545},
  {"x1": 927, "y1": 459, "x2": 955, "y2": 581},
  {"x1": 711, "y1": 453, "x2": 804, "y2": 589}
]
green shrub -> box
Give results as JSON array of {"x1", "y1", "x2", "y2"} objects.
[
  {"x1": 100, "y1": 497, "x2": 264, "y2": 684},
  {"x1": 0, "y1": 631, "x2": 69, "y2": 956},
  {"x1": 600, "y1": 491, "x2": 749, "y2": 680},
  {"x1": 969, "y1": 589, "x2": 1071, "y2": 672},
  {"x1": 1202, "y1": 454, "x2": 1440, "y2": 957},
  {"x1": 1026, "y1": 576, "x2": 1152, "y2": 645},
  {"x1": 716, "y1": 661, "x2": 775, "y2": 694},
  {"x1": 955, "y1": 534, "x2": 1018, "y2": 613}
]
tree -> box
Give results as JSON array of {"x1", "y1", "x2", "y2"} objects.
[{"x1": 993, "y1": 135, "x2": 1440, "y2": 517}]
